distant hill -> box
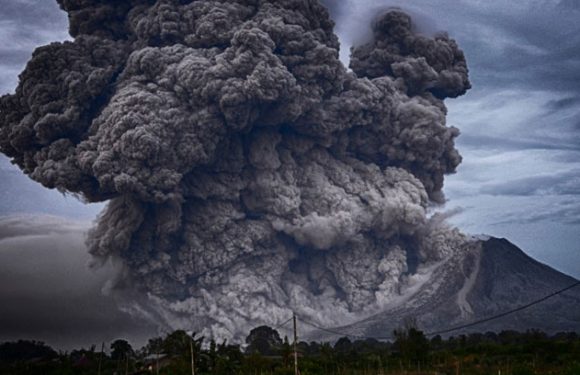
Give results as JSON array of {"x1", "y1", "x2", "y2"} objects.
[{"x1": 308, "y1": 237, "x2": 580, "y2": 340}]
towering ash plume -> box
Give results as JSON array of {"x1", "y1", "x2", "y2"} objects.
[{"x1": 0, "y1": 0, "x2": 471, "y2": 339}]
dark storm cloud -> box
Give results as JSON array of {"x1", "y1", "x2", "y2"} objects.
[
  {"x1": 0, "y1": 215, "x2": 156, "y2": 350},
  {"x1": 0, "y1": 215, "x2": 86, "y2": 240},
  {"x1": 0, "y1": 0, "x2": 473, "y2": 341},
  {"x1": 338, "y1": 0, "x2": 580, "y2": 166},
  {"x1": 335, "y1": 1, "x2": 580, "y2": 94},
  {"x1": 2, "y1": 0, "x2": 579, "y2": 346}
]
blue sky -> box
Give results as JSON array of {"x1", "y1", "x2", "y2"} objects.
[{"x1": 0, "y1": 0, "x2": 578, "y2": 349}]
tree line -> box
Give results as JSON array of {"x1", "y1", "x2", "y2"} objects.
[{"x1": 1, "y1": 325, "x2": 579, "y2": 374}]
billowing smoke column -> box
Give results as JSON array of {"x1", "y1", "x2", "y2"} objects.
[{"x1": 0, "y1": 1, "x2": 471, "y2": 339}]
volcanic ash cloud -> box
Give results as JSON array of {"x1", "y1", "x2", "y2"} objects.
[{"x1": 0, "y1": 0, "x2": 472, "y2": 339}]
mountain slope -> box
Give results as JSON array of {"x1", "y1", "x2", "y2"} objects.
[{"x1": 307, "y1": 237, "x2": 580, "y2": 340}]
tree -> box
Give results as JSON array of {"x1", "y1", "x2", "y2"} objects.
[
  {"x1": 334, "y1": 337, "x2": 353, "y2": 353},
  {"x1": 110, "y1": 339, "x2": 133, "y2": 361},
  {"x1": 280, "y1": 336, "x2": 293, "y2": 367},
  {"x1": 145, "y1": 336, "x2": 164, "y2": 356},
  {"x1": 245, "y1": 326, "x2": 283, "y2": 356},
  {"x1": 163, "y1": 330, "x2": 189, "y2": 357},
  {"x1": 319, "y1": 342, "x2": 335, "y2": 374},
  {"x1": 215, "y1": 341, "x2": 244, "y2": 373},
  {"x1": 393, "y1": 318, "x2": 429, "y2": 364},
  {"x1": 0, "y1": 340, "x2": 57, "y2": 362}
]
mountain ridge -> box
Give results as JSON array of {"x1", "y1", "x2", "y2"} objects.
[{"x1": 306, "y1": 237, "x2": 580, "y2": 341}]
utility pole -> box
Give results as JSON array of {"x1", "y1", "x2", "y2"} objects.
[
  {"x1": 293, "y1": 313, "x2": 299, "y2": 375},
  {"x1": 97, "y1": 342, "x2": 104, "y2": 375},
  {"x1": 190, "y1": 337, "x2": 196, "y2": 375},
  {"x1": 155, "y1": 346, "x2": 160, "y2": 375}
]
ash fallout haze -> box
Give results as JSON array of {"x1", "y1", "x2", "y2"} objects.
[{"x1": 0, "y1": 0, "x2": 579, "y2": 347}]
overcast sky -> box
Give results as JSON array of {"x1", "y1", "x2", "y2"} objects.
[
  {"x1": 326, "y1": 0, "x2": 580, "y2": 279},
  {"x1": 1, "y1": 0, "x2": 579, "y2": 348}
]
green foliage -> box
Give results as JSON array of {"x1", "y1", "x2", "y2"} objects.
[
  {"x1": 0, "y1": 340, "x2": 57, "y2": 362},
  {"x1": 1, "y1": 328, "x2": 579, "y2": 374},
  {"x1": 145, "y1": 336, "x2": 163, "y2": 356},
  {"x1": 393, "y1": 319, "x2": 429, "y2": 364},
  {"x1": 162, "y1": 330, "x2": 194, "y2": 357},
  {"x1": 110, "y1": 339, "x2": 133, "y2": 361},
  {"x1": 512, "y1": 365, "x2": 535, "y2": 375},
  {"x1": 245, "y1": 325, "x2": 283, "y2": 356}
]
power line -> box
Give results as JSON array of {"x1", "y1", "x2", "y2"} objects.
[
  {"x1": 273, "y1": 316, "x2": 294, "y2": 331},
  {"x1": 425, "y1": 280, "x2": 580, "y2": 337},
  {"x1": 296, "y1": 316, "x2": 392, "y2": 341},
  {"x1": 293, "y1": 280, "x2": 580, "y2": 341}
]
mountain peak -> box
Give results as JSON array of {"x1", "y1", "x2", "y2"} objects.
[{"x1": 307, "y1": 236, "x2": 580, "y2": 341}]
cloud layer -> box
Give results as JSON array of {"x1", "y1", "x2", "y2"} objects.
[
  {"x1": 0, "y1": 0, "x2": 473, "y2": 340},
  {"x1": 326, "y1": 0, "x2": 580, "y2": 277},
  {"x1": 1, "y1": 0, "x2": 578, "y2": 345},
  {"x1": 0, "y1": 215, "x2": 155, "y2": 350}
]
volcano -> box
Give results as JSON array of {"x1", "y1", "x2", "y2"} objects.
[
  {"x1": 1, "y1": 0, "x2": 578, "y2": 343},
  {"x1": 307, "y1": 237, "x2": 580, "y2": 340}
]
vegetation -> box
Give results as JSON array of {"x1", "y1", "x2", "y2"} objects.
[{"x1": 0, "y1": 327, "x2": 579, "y2": 374}]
